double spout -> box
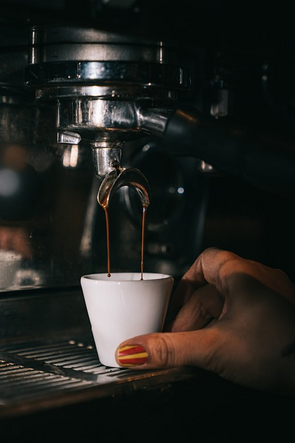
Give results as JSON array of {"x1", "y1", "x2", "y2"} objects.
[{"x1": 92, "y1": 142, "x2": 150, "y2": 210}]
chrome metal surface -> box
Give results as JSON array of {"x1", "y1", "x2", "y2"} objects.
[
  {"x1": 25, "y1": 25, "x2": 191, "y2": 183},
  {"x1": 28, "y1": 26, "x2": 177, "y2": 64},
  {"x1": 91, "y1": 145, "x2": 122, "y2": 179},
  {"x1": 97, "y1": 167, "x2": 150, "y2": 208},
  {"x1": 56, "y1": 97, "x2": 139, "y2": 140},
  {"x1": 26, "y1": 63, "x2": 186, "y2": 90},
  {"x1": 138, "y1": 107, "x2": 170, "y2": 137}
]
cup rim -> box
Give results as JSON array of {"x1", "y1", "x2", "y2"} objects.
[{"x1": 81, "y1": 272, "x2": 174, "y2": 282}]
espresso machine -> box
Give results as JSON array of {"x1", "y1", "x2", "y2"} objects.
[
  {"x1": 1, "y1": 1, "x2": 295, "y2": 441},
  {"x1": 0, "y1": 21, "x2": 211, "y2": 293}
]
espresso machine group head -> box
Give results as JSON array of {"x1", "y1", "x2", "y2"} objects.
[{"x1": 24, "y1": 25, "x2": 191, "y2": 208}]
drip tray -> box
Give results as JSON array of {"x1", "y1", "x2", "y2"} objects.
[
  {"x1": 0, "y1": 336, "x2": 195, "y2": 419},
  {"x1": 0, "y1": 289, "x2": 196, "y2": 425},
  {"x1": 1, "y1": 291, "x2": 292, "y2": 443}
]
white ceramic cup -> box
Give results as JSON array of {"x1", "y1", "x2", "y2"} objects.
[{"x1": 80, "y1": 272, "x2": 174, "y2": 367}]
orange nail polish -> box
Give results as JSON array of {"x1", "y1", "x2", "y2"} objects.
[{"x1": 116, "y1": 345, "x2": 148, "y2": 367}]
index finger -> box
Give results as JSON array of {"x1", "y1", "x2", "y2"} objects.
[
  {"x1": 171, "y1": 247, "x2": 254, "y2": 314},
  {"x1": 182, "y1": 247, "x2": 295, "y2": 305},
  {"x1": 171, "y1": 247, "x2": 228, "y2": 312}
]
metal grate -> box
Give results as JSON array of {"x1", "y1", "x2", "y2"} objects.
[
  {"x1": 0, "y1": 338, "x2": 125, "y2": 408},
  {"x1": 0, "y1": 337, "x2": 195, "y2": 421},
  {"x1": 0, "y1": 360, "x2": 93, "y2": 404}
]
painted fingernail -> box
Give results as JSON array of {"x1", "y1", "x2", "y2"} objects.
[{"x1": 116, "y1": 345, "x2": 148, "y2": 367}]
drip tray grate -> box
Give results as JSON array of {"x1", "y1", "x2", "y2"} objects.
[
  {"x1": 0, "y1": 338, "x2": 148, "y2": 415},
  {"x1": 0, "y1": 338, "x2": 195, "y2": 419}
]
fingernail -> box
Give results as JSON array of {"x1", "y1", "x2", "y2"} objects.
[{"x1": 116, "y1": 345, "x2": 148, "y2": 367}]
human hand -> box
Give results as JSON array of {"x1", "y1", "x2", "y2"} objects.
[{"x1": 115, "y1": 248, "x2": 295, "y2": 395}]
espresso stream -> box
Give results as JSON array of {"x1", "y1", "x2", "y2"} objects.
[{"x1": 102, "y1": 202, "x2": 148, "y2": 280}]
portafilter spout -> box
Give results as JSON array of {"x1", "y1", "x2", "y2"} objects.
[
  {"x1": 91, "y1": 142, "x2": 122, "y2": 181},
  {"x1": 91, "y1": 140, "x2": 150, "y2": 209},
  {"x1": 97, "y1": 166, "x2": 150, "y2": 210}
]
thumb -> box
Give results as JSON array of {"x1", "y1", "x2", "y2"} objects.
[{"x1": 115, "y1": 329, "x2": 219, "y2": 369}]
